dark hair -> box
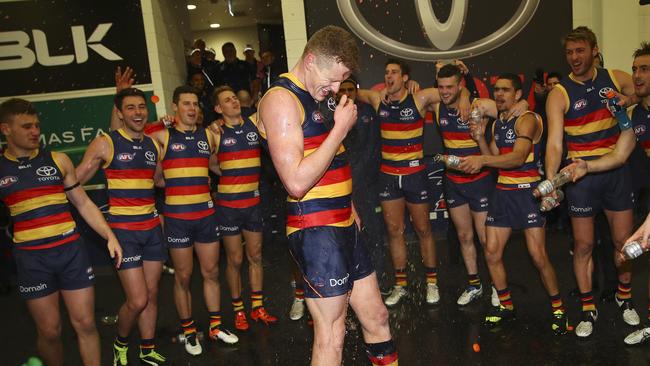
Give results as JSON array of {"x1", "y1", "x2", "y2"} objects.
[
  {"x1": 546, "y1": 72, "x2": 562, "y2": 82},
  {"x1": 437, "y1": 64, "x2": 462, "y2": 82},
  {"x1": 114, "y1": 88, "x2": 146, "y2": 111},
  {"x1": 0, "y1": 98, "x2": 37, "y2": 123},
  {"x1": 302, "y1": 25, "x2": 360, "y2": 74},
  {"x1": 385, "y1": 58, "x2": 410, "y2": 77},
  {"x1": 211, "y1": 85, "x2": 235, "y2": 105},
  {"x1": 222, "y1": 42, "x2": 235, "y2": 50},
  {"x1": 562, "y1": 26, "x2": 597, "y2": 49},
  {"x1": 173, "y1": 85, "x2": 200, "y2": 104},
  {"x1": 341, "y1": 76, "x2": 358, "y2": 89},
  {"x1": 633, "y1": 42, "x2": 650, "y2": 59},
  {"x1": 497, "y1": 73, "x2": 522, "y2": 91}
]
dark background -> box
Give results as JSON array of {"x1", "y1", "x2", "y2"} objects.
[{"x1": 0, "y1": 0, "x2": 151, "y2": 96}]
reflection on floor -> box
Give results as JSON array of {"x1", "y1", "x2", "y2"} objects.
[{"x1": 3, "y1": 229, "x2": 650, "y2": 365}]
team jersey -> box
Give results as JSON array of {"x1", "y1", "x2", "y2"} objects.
[
  {"x1": 214, "y1": 116, "x2": 261, "y2": 208},
  {"x1": 161, "y1": 126, "x2": 215, "y2": 220},
  {"x1": 378, "y1": 93, "x2": 425, "y2": 175},
  {"x1": 492, "y1": 112, "x2": 543, "y2": 190},
  {"x1": 556, "y1": 68, "x2": 621, "y2": 160},
  {"x1": 263, "y1": 73, "x2": 354, "y2": 235},
  {"x1": 0, "y1": 149, "x2": 79, "y2": 249},
  {"x1": 631, "y1": 104, "x2": 650, "y2": 157},
  {"x1": 102, "y1": 129, "x2": 161, "y2": 230},
  {"x1": 436, "y1": 102, "x2": 490, "y2": 183}
]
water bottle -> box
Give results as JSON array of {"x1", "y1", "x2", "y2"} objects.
[
  {"x1": 434, "y1": 154, "x2": 461, "y2": 169},
  {"x1": 172, "y1": 331, "x2": 204, "y2": 344},
  {"x1": 622, "y1": 241, "x2": 645, "y2": 260},
  {"x1": 605, "y1": 90, "x2": 632, "y2": 130},
  {"x1": 540, "y1": 189, "x2": 564, "y2": 212},
  {"x1": 469, "y1": 107, "x2": 483, "y2": 140},
  {"x1": 533, "y1": 170, "x2": 572, "y2": 198}
]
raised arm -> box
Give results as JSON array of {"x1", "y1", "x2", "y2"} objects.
[
  {"x1": 259, "y1": 90, "x2": 357, "y2": 199},
  {"x1": 544, "y1": 86, "x2": 567, "y2": 179},
  {"x1": 75, "y1": 135, "x2": 110, "y2": 185},
  {"x1": 55, "y1": 152, "x2": 122, "y2": 267},
  {"x1": 356, "y1": 88, "x2": 382, "y2": 111},
  {"x1": 612, "y1": 69, "x2": 640, "y2": 106},
  {"x1": 110, "y1": 66, "x2": 135, "y2": 131}
]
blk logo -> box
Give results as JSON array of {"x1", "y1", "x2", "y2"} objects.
[{"x1": 0, "y1": 23, "x2": 123, "y2": 70}]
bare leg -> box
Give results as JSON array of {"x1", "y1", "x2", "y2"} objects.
[
  {"x1": 484, "y1": 226, "x2": 512, "y2": 290},
  {"x1": 406, "y1": 201, "x2": 437, "y2": 267},
  {"x1": 305, "y1": 295, "x2": 348, "y2": 366},
  {"x1": 138, "y1": 260, "x2": 163, "y2": 339},
  {"x1": 61, "y1": 287, "x2": 100, "y2": 366},
  {"x1": 26, "y1": 292, "x2": 64, "y2": 366},
  {"x1": 194, "y1": 241, "x2": 221, "y2": 311}
]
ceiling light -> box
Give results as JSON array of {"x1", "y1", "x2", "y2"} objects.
[
  {"x1": 187, "y1": 4, "x2": 196, "y2": 10},
  {"x1": 210, "y1": 23, "x2": 221, "y2": 28}
]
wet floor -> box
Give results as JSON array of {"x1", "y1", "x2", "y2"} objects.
[{"x1": 2, "y1": 229, "x2": 650, "y2": 365}]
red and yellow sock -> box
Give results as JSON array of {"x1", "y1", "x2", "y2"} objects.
[
  {"x1": 115, "y1": 335, "x2": 128, "y2": 348},
  {"x1": 425, "y1": 267, "x2": 438, "y2": 285},
  {"x1": 208, "y1": 312, "x2": 221, "y2": 331},
  {"x1": 295, "y1": 285, "x2": 305, "y2": 300},
  {"x1": 232, "y1": 297, "x2": 244, "y2": 312},
  {"x1": 616, "y1": 281, "x2": 632, "y2": 302},
  {"x1": 497, "y1": 288, "x2": 514, "y2": 310},
  {"x1": 365, "y1": 340, "x2": 398, "y2": 366},
  {"x1": 550, "y1": 293, "x2": 564, "y2": 313},
  {"x1": 468, "y1": 273, "x2": 480, "y2": 288},
  {"x1": 140, "y1": 338, "x2": 155, "y2": 355},
  {"x1": 181, "y1": 318, "x2": 197, "y2": 337},
  {"x1": 251, "y1": 291, "x2": 264, "y2": 310},
  {"x1": 580, "y1": 292, "x2": 596, "y2": 312},
  {"x1": 395, "y1": 268, "x2": 407, "y2": 287}
]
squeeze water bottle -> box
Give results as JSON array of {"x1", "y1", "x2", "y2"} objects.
[{"x1": 605, "y1": 90, "x2": 632, "y2": 130}]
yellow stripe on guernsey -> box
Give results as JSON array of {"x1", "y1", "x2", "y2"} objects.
[
  {"x1": 109, "y1": 204, "x2": 156, "y2": 216},
  {"x1": 9, "y1": 193, "x2": 68, "y2": 217},
  {"x1": 381, "y1": 128, "x2": 423, "y2": 140},
  {"x1": 219, "y1": 158, "x2": 260, "y2": 170},
  {"x1": 564, "y1": 118, "x2": 617, "y2": 136},
  {"x1": 442, "y1": 138, "x2": 477, "y2": 149},
  {"x1": 304, "y1": 144, "x2": 346, "y2": 157},
  {"x1": 524, "y1": 152, "x2": 534, "y2": 163},
  {"x1": 218, "y1": 183, "x2": 259, "y2": 194},
  {"x1": 162, "y1": 167, "x2": 209, "y2": 179},
  {"x1": 166, "y1": 193, "x2": 212, "y2": 205},
  {"x1": 382, "y1": 151, "x2": 421, "y2": 161},
  {"x1": 107, "y1": 179, "x2": 154, "y2": 190},
  {"x1": 497, "y1": 175, "x2": 541, "y2": 185},
  {"x1": 568, "y1": 147, "x2": 615, "y2": 158},
  {"x1": 287, "y1": 181, "x2": 352, "y2": 203},
  {"x1": 14, "y1": 221, "x2": 76, "y2": 243}
]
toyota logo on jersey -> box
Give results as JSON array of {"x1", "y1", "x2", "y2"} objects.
[{"x1": 36, "y1": 165, "x2": 57, "y2": 176}]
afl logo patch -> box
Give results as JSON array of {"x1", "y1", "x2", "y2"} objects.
[
  {"x1": 573, "y1": 98, "x2": 588, "y2": 111},
  {"x1": 223, "y1": 137, "x2": 237, "y2": 146},
  {"x1": 312, "y1": 110, "x2": 324, "y2": 123},
  {"x1": 0, "y1": 176, "x2": 18, "y2": 188},
  {"x1": 36, "y1": 166, "x2": 57, "y2": 177},
  {"x1": 117, "y1": 153, "x2": 134, "y2": 162},
  {"x1": 246, "y1": 132, "x2": 258, "y2": 142},
  {"x1": 439, "y1": 118, "x2": 449, "y2": 127},
  {"x1": 598, "y1": 87, "x2": 614, "y2": 99},
  {"x1": 379, "y1": 109, "x2": 390, "y2": 118},
  {"x1": 145, "y1": 151, "x2": 156, "y2": 162},
  {"x1": 197, "y1": 141, "x2": 209, "y2": 151},
  {"x1": 634, "y1": 124, "x2": 646, "y2": 136},
  {"x1": 170, "y1": 143, "x2": 186, "y2": 152}
]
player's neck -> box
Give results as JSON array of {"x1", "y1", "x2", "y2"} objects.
[
  {"x1": 122, "y1": 126, "x2": 143, "y2": 140},
  {"x1": 224, "y1": 115, "x2": 243, "y2": 127},
  {"x1": 175, "y1": 118, "x2": 196, "y2": 131},
  {"x1": 6, "y1": 143, "x2": 37, "y2": 159},
  {"x1": 573, "y1": 67, "x2": 596, "y2": 82},
  {"x1": 643, "y1": 95, "x2": 650, "y2": 109},
  {"x1": 388, "y1": 88, "x2": 407, "y2": 102}
]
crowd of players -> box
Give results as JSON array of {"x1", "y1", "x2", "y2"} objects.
[{"x1": 0, "y1": 25, "x2": 649, "y2": 366}]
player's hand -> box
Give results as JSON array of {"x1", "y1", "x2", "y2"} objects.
[
  {"x1": 435, "y1": 61, "x2": 445, "y2": 73},
  {"x1": 560, "y1": 159, "x2": 588, "y2": 182},
  {"x1": 208, "y1": 119, "x2": 225, "y2": 134},
  {"x1": 627, "y1": 213, "x2": 650, "y2": 251},
  {"x1": 405, "y1": 79, "x2": 420, "y2": 94},
  {"x1": 469, "y1": 118, "x2": 486, "y2": 142},
  {"x1": 458, "y1": 155, "x2": 483, "y2": 174},
  {"x1": 505, "y1": 99, "x2": 529, "y2": 120},
  {"x1": 115, "y1": 66, "x2": 135, "y2": 93},
  {"x1": 333, "y1": 94, "x2": 357, "y2": 133},
  {"x1": 454, "y1": 59, "x2": 469, "y2": 74},
  {"x1": 107, "y1": 237, "x2": 123, "y2": 269}
]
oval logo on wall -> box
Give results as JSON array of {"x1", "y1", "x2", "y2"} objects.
[{"x1": 337, "y1": 0, "x2": 540, "y2": 60}]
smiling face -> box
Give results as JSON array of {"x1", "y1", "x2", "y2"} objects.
[
  {"x1": 565, "y1": 40, "x2": 598, "y2": 79},
  {"x1": 437, "y1": 75, "x2": 461, "y2": 106},
  {"x1": 173, "y1": 93, "x2": 199, "y2": 127},
  {"x1": 633, "y1": 54, "x2": 650, "y2": 99},
  {"x1": 384, "y1": 63, "x2": 407, "y2": 96},
  {"x1": 117, "y1": 95, "x2": 148, "y2": 134},
  {"x1": 305, "y1": 54, "x2": 351, "y2": 102}
]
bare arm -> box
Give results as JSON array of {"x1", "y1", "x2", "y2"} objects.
[
  {"x1": 55, "y1": 152, "x2": 122, "y2": 267},
  {"x1": 356, "y1": 89, "x2": 382, "y2": 111},
  {"x1": 612, "y1": 69, "x2": 640, "y2": 106},
  {"x1": 110, "y1": 66, "x2": 135, "y2": 131},
  {"x1": 75, "y1": 136, "x2": 110, "y2": 185},
  {"x1": 259, "y1": 90, "x2": 357, "y2": 199},
  {"x1": 544, "y1": 87, "x2": 567, "y2": 179}
]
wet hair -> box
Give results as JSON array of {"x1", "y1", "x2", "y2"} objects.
[
  {"x1": 437, "y1": 64, "x2": 462, "y2": 82},
  {"x1": 212, "y1": 85, "x2": 235, "y2": 106},
  {"x1": 302, "y1": 25, "x2": 359, "y2": 74},
  {"x1": 114, "y1": 88, "x2": 146, "y2": 111},
  {"x1": 546, "y1": 72, "x2": 562, "y2": 82},
  {"x1": 497, "y1": 73, "x2": 522, "y2": 91},
  {"x1": 562, "y1": 26, "x2": 598, "y2": 49},
  {"x1": 633, "y1": 41, "x2": 650, "y2": 59},
  {"x1": 385, "y1": 58, "x2": 410, "y2": 77},
  {"x1": 0, "y1": 98, "x2": 37, "y2": 123},
  {"x1": 172, "y1": 85, "x2": 200, "y2": 104}
]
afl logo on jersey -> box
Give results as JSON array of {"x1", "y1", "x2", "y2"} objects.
[
  {"x1": 0, "y1": 176, "x2": 18, "y2": 188},
  {"x1": 599, "y1": 87, "x2": 614, "y2": 99},
  {"x1": 145, "y1": 151, "x2": 156, "y2": 162},
  {"x1": 223, "y1": 137, "x2": 237, "y2": 146},
  {"x1": 117, "y1": 153, "x2": 134, "y2": 162},
  {"x1": 246, "y1": 132, "x2": 259, "y2": 142},
  {"x1": 197, "y1": 141, "x2": 209, "y2": 151},
  {"x1": 400, "y1": 108, "x2": 414, "y2": 117},
  {"x1": 36, "y1": 166, "x2": 57, "y2": 177},
  {"x1": 574, "y1": 98, "x2": 588, "y2": 111},
  {"x1": 635, "y1": 124, "x2": 647, "y2": 136},
  {"x1": 439, "y1": 118, "x2": 449, "y2": 127},
  {"x1": 379, "y1": 110, "x2": 390, "y2": 118},
  {"x1": 170, "y1": 143, "x2": 186, "y2": 152},
  {"x1": 312, "y1": 110, "x2": 324, "y2": 123}
]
